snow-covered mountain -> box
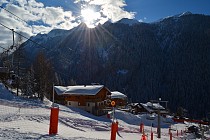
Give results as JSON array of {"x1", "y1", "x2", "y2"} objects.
[
  {"x1": 14, "y1": 13, "x2": 210, "y2": 119},
  {"x1": 22, "y1": 28, "x2": 70, "y2": 60},
  {"x1": 155, "y1": 11, "x2": 193, "y2": 22}
]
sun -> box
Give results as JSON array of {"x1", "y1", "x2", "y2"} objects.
[{"x1": 81, "y1": 8, "x2": 101, "y2": 28}]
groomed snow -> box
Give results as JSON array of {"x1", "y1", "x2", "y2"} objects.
[{"x1": 0, "y1": 83, "x2": 209, "y2": 139}]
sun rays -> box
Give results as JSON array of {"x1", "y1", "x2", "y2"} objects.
[{"x1": 81, "y1": 7, "x2": 101, "y2": 28}]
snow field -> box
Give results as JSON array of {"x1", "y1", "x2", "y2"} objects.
[{"x1": 1, "y1": 83, "x2": 210, "y2": 139}]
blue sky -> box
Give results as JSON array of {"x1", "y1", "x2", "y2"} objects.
[
  {"x1": 125, "y1": 0, "x2": 210, "y2": 22},
  {"x1": 37, "y1": 0, "x2": 210, "y2": 23},
  {"x1": 0, "y1": 0, "x2": 210, "y2": 48}
]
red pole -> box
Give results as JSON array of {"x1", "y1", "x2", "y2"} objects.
[
  {"x1": 170, "y1": 132, "x2": 172, "y2": 140},
  {"x1": 111, "y1": 122, "x2": 117, "y2": 140},
  {"x1": 151, "y1": 132, "x2": 153, "y2": 140},
  {"x1": 141, "y1": 134, "x2": 147, "y2": 140},
  {"x1": 49, "y1": 107, "x2": 59, "y2": 135},
  {"x1": 140, "y1": 123, "x2": 144, "y2": 133}
]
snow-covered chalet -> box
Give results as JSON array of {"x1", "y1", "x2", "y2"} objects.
[
  {"x1": 110, "y1": 91, "x2": 127, "y2": 107},
  {"x1": 54, "y1": 85, "x2": 111, "y2": 116}
]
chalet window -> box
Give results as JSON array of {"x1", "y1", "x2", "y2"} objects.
[
  {"x1": 78, "y1": 102, "x2": 80, "y2": 106},
  {"x1": 68, "y1": 102, "x2": 71, "y2": 106},
  {"x1": 88, "y1": 103, "x2": 90, "y2": 107}
]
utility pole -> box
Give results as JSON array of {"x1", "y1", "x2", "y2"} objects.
[
  {"x1": 12, "y1": 29, "x2": 14, "y2": 47},
  {"x1": 11, "y1": 29, "x2": 14, "y2": 69},
  {"x1": 16, "y1": 46, "x2": 20, "y2": 96},
  {"x1": 52, "y1": 83, "x2": 55, "y2": 107},
  {"x1": 16, "y1": 32, "x2": 22, "y2": 97},
  {"x1": 157, "y1": 98, "x2": 161, "y2": 138},
  {"x1": 150, "y1": 98, "x2": 168, "y2": 138}
]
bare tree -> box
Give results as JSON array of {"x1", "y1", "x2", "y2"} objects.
[{"x1": 33, "y1": 51, "x2": 54, "y2": 101}]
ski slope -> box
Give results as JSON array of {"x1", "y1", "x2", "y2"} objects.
[{"x1": 0, "y1": 83, "x2": 209, "y2": 140}]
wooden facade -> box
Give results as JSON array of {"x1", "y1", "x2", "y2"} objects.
[
  {"x1": 128, "y1": 102, "x2": 169, "y2": 115},
  {"x1": 111, "y1": 98, "x2": 127, "y2": 107},
  {"x1": 110, "y1": 91, "x2": 127, "y2": 108}
]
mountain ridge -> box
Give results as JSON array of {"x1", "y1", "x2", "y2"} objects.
[{"x1": 14, "y1": 13, "x2": 210, "y2": 118}]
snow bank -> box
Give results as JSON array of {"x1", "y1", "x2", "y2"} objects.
[
  {"x1": 0, "y1": 83, "x2": 208, "y2": 140},
  {"x1": 0, "y1": 83, "x2": 15, "y2": 100}
]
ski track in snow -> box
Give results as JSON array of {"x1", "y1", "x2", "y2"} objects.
[{"x1": 1, "y1": 83, "x2": 210, "y2": 140}]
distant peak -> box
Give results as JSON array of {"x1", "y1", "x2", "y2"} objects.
[
  {"x1": 176, "y1": 11, "x2": 192, "y2": 17},
  {"x1": 48, "y1": 29, "x2": 68, "y2": 38},
  {"x1": 116, "y1": 18, "x2": 139, "y2": 26},
  {"x1": 155, "y1": 11, "x2": 193, "y2": 23}
]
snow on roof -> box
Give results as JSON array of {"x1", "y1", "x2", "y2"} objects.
[
  {"x1": 146, "y1": 102, "x2": 165, "y2": 110},
  {"x1": 140, "y1": 102, "x2": 165, "y2": 113},
  {"x1": 111, "y1": 91, "x2": 127, "y2": 99},
  {"x1": 54, "y1": 85, "x2": 104, "y2": 96}
]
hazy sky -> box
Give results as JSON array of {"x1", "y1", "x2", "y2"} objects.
[{"x1": 0, "y1": 0, "x2": 210, "y2": 48}]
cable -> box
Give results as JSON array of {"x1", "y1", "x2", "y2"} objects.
[
  {"x1": 0, "y1": 5, "x2": 46, "y2": 35},
  {"x1": 0, "y1": 22, "x2": 12, "y2": 31},
  {"x1": 0, "y1": 22, "x2": 47, "y2": 53},
  {"x1": 0, "y1": 5, "x2": 75, "y2": 63},
  {"x1": 0, "y1": 22, "x2": 72, "y2": 79},
  {"x1": 0, "y1": 6, "x2": 27, "y2": 24},
  {"x1": 1, "y1": 22, "x2": 72, "y2": 64},
  {"x1": 0, "y1": 46, "x2": 9, "y2": 51},
  {"x1": 0, "y1": 6, "x2": 91, "y2": 79}
]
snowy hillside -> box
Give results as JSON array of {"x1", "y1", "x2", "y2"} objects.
[
  {"x1": 0, "y1": 83, "x2": 209, "y2": 139},
  {"x1": 16, "y1": 13, "x2": 210, "y2": 119}
]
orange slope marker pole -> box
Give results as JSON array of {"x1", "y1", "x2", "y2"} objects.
[{"x1": 49, "y1": 107, "x2": 59, "y2": 135}]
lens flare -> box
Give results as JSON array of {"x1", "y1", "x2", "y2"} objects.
[{"x1": 81, "y1": 8, "x2": 101, "y2": 28}]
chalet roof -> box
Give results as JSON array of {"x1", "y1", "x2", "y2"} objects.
[
  {"x1": 54, "y1": 85, "x2": 105, "y2": 96},
  {"x1": 140, "y1": 102, "x2": 166, "y2": 113},
  {"x1": 128, "y1": 103, "x2": 143, "y2": 108},
  {"x1": 111, "y1": 91, "x2": 127, "y2": 99}
]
